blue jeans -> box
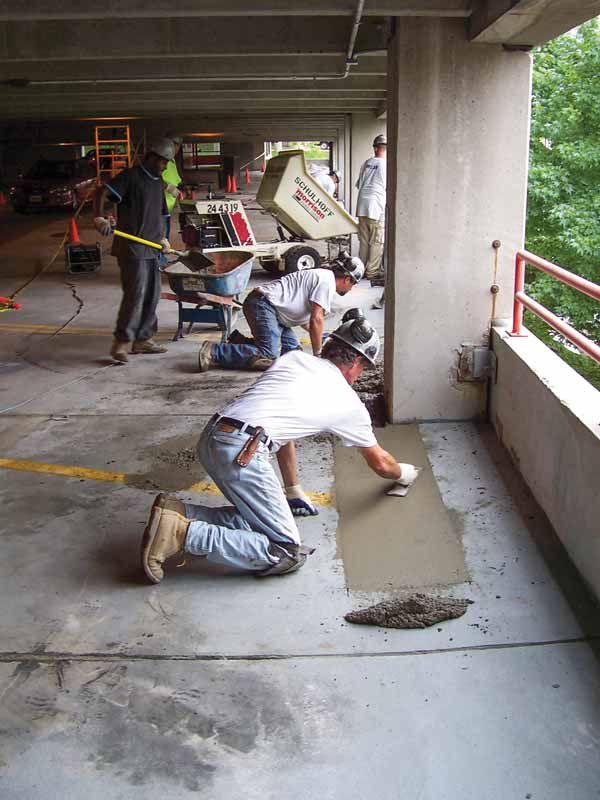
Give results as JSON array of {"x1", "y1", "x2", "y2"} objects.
[
  {"x1": 184, "y1": 418, "x2": 300, "y2": 572},
  {"x1": 211, "y1": 292, "x2": 301, "y2": 369}
]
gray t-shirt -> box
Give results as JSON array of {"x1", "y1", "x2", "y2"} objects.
[{"x1": 106, "y1": 163, "x2": 168, "y2": 260}]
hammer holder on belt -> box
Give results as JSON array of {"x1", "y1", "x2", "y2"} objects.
[{"x1": 236, "y1": 426, "x2": 266, "y2": 467}]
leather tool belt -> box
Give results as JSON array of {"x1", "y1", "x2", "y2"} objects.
[{"x1": 209, "y1": 414, "x2": 273, "y2": 467}]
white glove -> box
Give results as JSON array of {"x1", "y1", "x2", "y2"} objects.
[
  {"x1": 94, "y1": 216, "x2": 114, "y2": 236},
  {"x1": 387, "y1": 464, "x2": 421, "y2": 497},
  {"x1": 397, "y1": 463, "x2": 420, "y2": 486},
  {"x1": 160, "y1": 238, "x2": 171, "y2": 253},
  {"x1": 284, "y1": 484, "x2": 318, "y2": 517},
  {"x1": 165, "y1": 183, "x2": 181, "y2": 199}
]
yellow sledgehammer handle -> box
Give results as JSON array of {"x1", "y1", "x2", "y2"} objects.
[{"x1": 113, "y1": 229, "x2": 162, "y2": 250}]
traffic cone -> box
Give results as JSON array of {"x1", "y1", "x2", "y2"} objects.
[
  {"x1": 68, "y1": 217, "x2": 81, "y2": 245},
  {"x1": 226, "y1": 174, "x2": 232, "y2": 193},
  {"x1": 231, "y1": 174, "x2": 237, "y2": 193},
  {"x1": 245, "y1": 167, "x2": 250, "y2": 185}
]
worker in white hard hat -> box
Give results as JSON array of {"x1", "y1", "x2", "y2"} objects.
[
  {"x1": 355, "y1": 133, "x2": 387, "y2": 281},
  {"x1": 310, "y1": 164, "x2": 342, "y2": 199},
  {"x1": 141, "y1": 315, "x2": 420, "y2": 582},
  {"x1": 197, "y1": 254, "x2": 365, "y2": 372},
  {"x1": 93, "y1": 137, "x2": 174, "y2": 363}
]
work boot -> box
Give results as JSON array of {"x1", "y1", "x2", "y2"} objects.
[
  {"x1": 228, "y1": 329, "x2": 255, "y2": 346},
  {"x1": 198, "y1": 341, "x2": 214, "y2": 372},
  {"x1": 141, "y1": 494, "x2": 189, "y2": 584},
  {"x1": 249, "y1": 355, "x2": 274, "y2": 371},
  {"x1": 110, "y1": 339, "x2": 129, "y2": 363},
  {"x1": 256, "y1": 543, "x2": 314, "y2": 577},
  {"x1": 369, "y1": 274, "x2": 385, "y2": 287},
  {"x1": 132, "y1": 338, "x2": 168, "y2": 354}
]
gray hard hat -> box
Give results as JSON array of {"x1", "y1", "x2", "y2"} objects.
[
  {"x1": 148, "y1": 137, "x2": 176, "y2": 161},
  {"x1": 330, "y1": 317, "x2": 380, "y2": 365},
  {"x1": 373, "y1": 134, "x2": 387, "y2": 147},
  {"x1": 165, "y1": 131, "x2": 183, "y2": 146},
  {"x1": 341, "y1": 307, "x2": 365, "y2": 324},
  {"x1": 332, "y1": 254, "x2": 364, "y2": 284}
]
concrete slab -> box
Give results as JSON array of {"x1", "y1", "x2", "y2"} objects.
[{"x1": 1, "y1": 642, "x2": 599, "y2": 800}]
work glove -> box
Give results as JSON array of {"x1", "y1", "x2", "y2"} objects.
[
  {"x1": 284, "y1": 484, "x2": 319, "y2": 517},
  {"x1": 387, "y1": 463, "x2": 421, "y2": 497},
  {"x1": 165, "y1": 183, "x2": 182, "y2": 199},
  {"x1": 160, "y1": 238, "x2": 172, "y2": 253},
  {"x1": 94, "y1": 216, "x2": 114, "y2": 236}
]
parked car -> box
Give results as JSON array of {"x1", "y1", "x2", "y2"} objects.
[{"x1": 11, "y1": 158, "x2": 96, "y2": 213}]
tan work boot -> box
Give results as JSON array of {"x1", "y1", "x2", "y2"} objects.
[
  {"x1": 198, "y1": 341, "x2": 214, "y2": 372},
  {"x1": 110, "y1": 339, "x2": 129, "y2": 363},
  {"x1": 132, "y1": 338, "x2": 168, "y2": 354},
  {"x1": 249, "y1": 355, "x2": 274, "y2": 371},
  {"x1": 141, "y1": 494, "x2": 189, "y2": 584}
]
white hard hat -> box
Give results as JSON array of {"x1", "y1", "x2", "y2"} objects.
[
  {"x1": 332, "y1": 254, "x2": 365, "y2": 284},
  {"x1": 330, "y1": 317, "x2": 380, "y2": 365},
  {"x1": 330, "y1": 169, "x2": 342, "y2": 182},
  {"x1": 148, "y1": 137, "x2": 176, "y2": 161},
  {"x1": 373, "y1": 134, "x2": 387, "y2": 147},
  {"x1": 165, "y1": 131, "x2": 183, "y2": 146}
]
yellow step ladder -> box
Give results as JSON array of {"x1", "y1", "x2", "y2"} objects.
[{"x1": 94, "y1": 125, "x2": 132, "y2": 182}]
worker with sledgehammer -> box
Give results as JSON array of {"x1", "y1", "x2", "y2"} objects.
[
  {"x1": 94, "y1": 138, "x2": 175, "y2": 363},
  {"x1": 141, "y1": 315, "x2": 420, "y2": 581},
  {"x1": 197, "y1": 253, "x2": 364, "y2": 372}
]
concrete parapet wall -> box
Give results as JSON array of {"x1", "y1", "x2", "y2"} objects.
[{"x1": 490, "y1": 324, "x2": 600, "y2": 599}]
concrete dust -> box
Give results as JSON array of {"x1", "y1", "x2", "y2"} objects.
[
  {"x1": 335, "y1": 424, "x2": 468, "y2": 591},
  {"x1": 156, "y1": 446, "x2": 197, "y2": 470},
  {"x1": 345, "y1": 593, "x2": 473, "y2": 628}
]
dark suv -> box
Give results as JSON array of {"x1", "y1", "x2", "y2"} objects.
[{"x1": 12, "y1": 159, "x2": 96, "y2": 213}]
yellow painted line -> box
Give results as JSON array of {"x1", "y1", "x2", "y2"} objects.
[
  {"x1": 0, "y1": 458, "x2": 126, "y2": 484},
  {"x1": 0, "y1": 457, "x2": 333, "y2": 507}
]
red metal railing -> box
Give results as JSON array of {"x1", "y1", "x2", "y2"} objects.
[{"x1": 510, "y1": 249, "x2": 600, "y2": 364}]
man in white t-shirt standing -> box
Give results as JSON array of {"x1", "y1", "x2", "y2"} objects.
[
  {"x1": 141, "y1": 316, "x2": 420, "y2": 581},
  {"x1": 197, "y1": 254, "x2": 364, "y2": 372},
  {"x1": 356, "y1": 134, "x2": 387, "y2": 282}
]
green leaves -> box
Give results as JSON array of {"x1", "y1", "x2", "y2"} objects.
[{"x1": 526, "y1": 20, "x2": 600, "y2": 353}]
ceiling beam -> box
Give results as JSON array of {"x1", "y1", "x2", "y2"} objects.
[
  {"x1": 0, "y1": 1, "x2": 471, "y2": 22},
  {"x1": 469, "y1": 0, "x2": 600, "y2": 45}
]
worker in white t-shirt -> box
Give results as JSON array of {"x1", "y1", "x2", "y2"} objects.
[
  {"x1": 310, "y1": 166, "x2": 342, "y2": 199},
  {"x1": 141, "y1": 316, "x2": 420, "y2": 581},
  {"x1": 356, "y1": 134, "x2": 387, "y2": 281},
  {"x1": 197, "y1": 254, "x2": 364, "y2": 372}
]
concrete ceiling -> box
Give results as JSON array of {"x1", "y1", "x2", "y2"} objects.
[{"x1": 1, "y1": 0, "x2": 599, "y2": 137}]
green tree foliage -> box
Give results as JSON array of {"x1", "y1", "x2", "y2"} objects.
[{"x1": 527, "y1": 20, "x2": 600, "y2": 355}]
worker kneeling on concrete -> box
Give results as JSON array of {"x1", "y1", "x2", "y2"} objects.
[
  {"x1": 197, "y1": 254, "x2": 364, "y2": 372},
  {"x1": 141, "y1": 316, "x2": 420, "y2": 582}
]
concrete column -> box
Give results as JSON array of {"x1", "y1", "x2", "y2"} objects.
[{"x1": 385, "y1": 19, "x2": 532, "y2": 422}]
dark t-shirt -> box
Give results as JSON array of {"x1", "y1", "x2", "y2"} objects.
[{"x1": 106, "y1": 163, "x2": 168, "y2": 260}]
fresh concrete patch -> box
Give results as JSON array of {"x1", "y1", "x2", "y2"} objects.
[{"x1": 335, "y1": 424, "x2": 468, "y2": 591}]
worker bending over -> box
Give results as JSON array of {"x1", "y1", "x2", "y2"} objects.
[
  {"x1": 356, "y1": 134, "x2": 387, "y2": 282},
  {"x1": 141, "y1": 315, "x2": 420, "y2": 581},
  {"x1": 94, "y1": 138, "x2": 175, "y2": 363},
  {"x1": 197, "y1": 254, "x2": 364, "y2": 372}
]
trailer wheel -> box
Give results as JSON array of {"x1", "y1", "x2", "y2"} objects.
[{"x1": 284, "y1": 246, "x2": 321, "y2": 273}]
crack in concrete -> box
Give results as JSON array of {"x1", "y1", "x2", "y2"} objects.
[{"x1": 0, "y1": 636, "x2": 597, "y2": 665}]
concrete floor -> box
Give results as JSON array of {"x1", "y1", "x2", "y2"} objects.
[{"x1": 1, "y1": 197, "x2": 600, "y2": 799}]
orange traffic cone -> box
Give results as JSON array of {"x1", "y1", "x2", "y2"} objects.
[
  {"x1": 231, "y1": 174, "x2": 237, "y2": 193},
  {"x1": 226, "y1": 174, "x2": 232, "y2": 193},
  {"x1": 245, "y1": 167, "x2": 250, "y2": 185},
  {"x1": 68, "y1": 217, "x2": 81, "y2": 245}
]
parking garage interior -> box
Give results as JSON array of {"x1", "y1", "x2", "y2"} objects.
[{"x1": 1, "y1": 2, "x2": 600, "y2": 798}]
